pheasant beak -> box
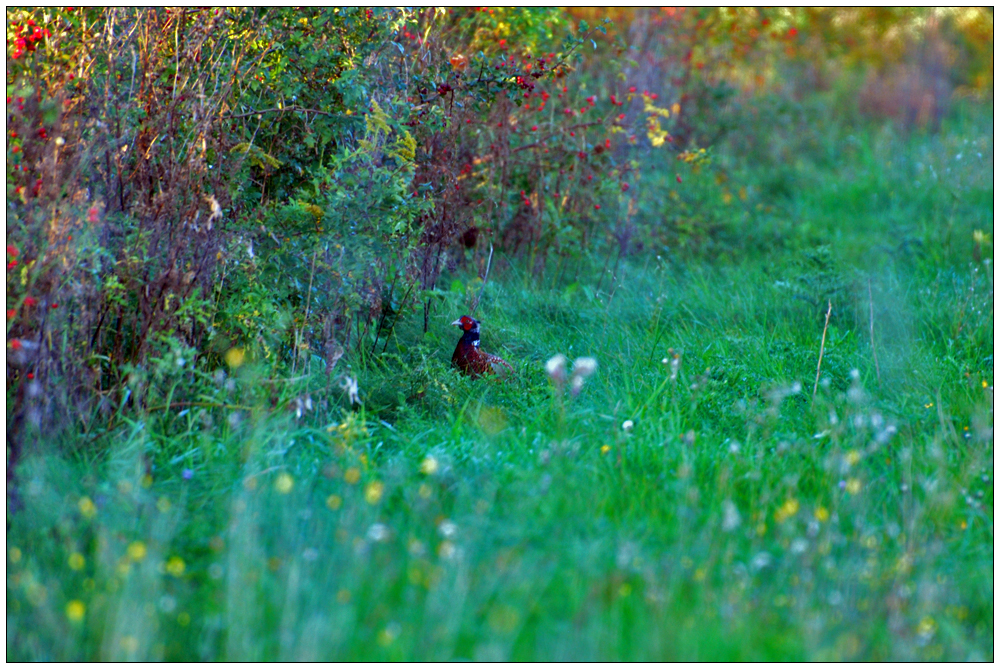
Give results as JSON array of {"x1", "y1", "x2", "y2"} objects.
[{"x1": 451, "y1": 318, "x2": 464, "y2": 327}]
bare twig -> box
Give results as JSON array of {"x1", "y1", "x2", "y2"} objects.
[
  {"x1": 471, "y1": 242, "x2": 494, "y2": 315},
  {"x1": 510, "y1": 121, "x2": 605, "y2": 154},
  {"x1": 293, "y1": 246, "x2": 319, "y2": 374},
  {"x1": 868, "y1": 278, "x2": 881, "y2": 384},
  {"x1": 813, "y1": 300, "x2": 833, "y2": 400},
  {"x1": 383, "y1": 280, "x2": 415, "y2": 354},
  {"x1": 222, "y1": 105, "x2": 342, "y2": 119}
]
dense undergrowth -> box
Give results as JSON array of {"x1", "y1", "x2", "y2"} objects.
[{"x1": 6, "y1": 7, "x2": 994, "y2": 662}]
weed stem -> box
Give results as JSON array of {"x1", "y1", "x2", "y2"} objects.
[
  {"x1": 868, "y1": 279, "x2": 881, "y2": 384},
  {"x1": 813, "y1": 300, "x2": 832, "y2": 400}
]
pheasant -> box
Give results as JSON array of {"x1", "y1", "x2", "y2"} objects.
[{"x1": 451, "y1": 315, "x2": 513, "y2": 378}]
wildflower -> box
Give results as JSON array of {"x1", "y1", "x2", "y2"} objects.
[
  {"x1": 78, "y1": 496, "x2": 97, "y2": 519},
  {"x1": 225, "y1": 347, "x2": 245, "y2": 368},
  {"x1": 182, "y1": 468, "x2": 194, "y2": 480},
  {"x1": 274, "y1": 472, "x2": 294, "y2": 494},
  {"x1": 845, "y1": 478, "x2": 862, "y2": 495},
  {"x1": 366, "y1": 523, "x2": 389, "y2": 542},
  {"x1": 344, "y1": 467, "x2": 361, "y2": 484},
  {"x1": 68, "y1": 553, "x2": 85, "y2": 571},
  {"x1": 340, "y1": 375, "x2": 360, "y2": 404},
  {"x1": 326, "y1": 494, "x2": 342, "y2": 510},
  {"x1": 127, "y1": 541, "x2": 147, "y2": 562},
  {"x1": 438, "y1": 540, "x2": 456, "y2": 559},
  {"x1": 419, "y1": 455, "x2": 439, "y2": 475},
  {"x1": 438, "y1": 519, "x2": 458, "y2": 538},
  {"x1": 545, "y1": 354, "x2": 567, "y2": 385},
  {"x1": 569, "y1": 356, "x2": 598, "y2": 397},
  {"x1": 917, "y1": 616, "x2": 936, "y2": 638},
  {"x1": 65, "y1": 600, "x2": 86, "y2": 622},
  {"x1": 600, "y1": 444, "x2": 611, "y2": 455},
  {"x1": 775, "y1": 498, "x2": 799, "y2": 523},
  {"x1": 722, "y1": 500, "x2": 741, "y2": 531},
  {"x1": 751, "y1": 552, "x2": 772, "y2": 570},
  {"x1": 572, "y1": 357, "x2": 597, "y2": 379},
  {"x1": 622, "y1": 419, "x2": 634, "y2": 432},
  {"x1": 165, "y1": 556, "x2": 186, "y2": 577},
  {"x1": 364, "y1": 480, "x2": 384, "y2": 504},
  {"x1": 377, "y1": 622, "x2": 401, "y2": 646}
]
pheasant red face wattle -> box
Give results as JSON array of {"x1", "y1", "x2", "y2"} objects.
[{"x1": 451, "y1": 315, "x2": 513, "y2": 378}]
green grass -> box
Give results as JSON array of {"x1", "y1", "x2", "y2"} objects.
[{"x1": 7, "y1": 117, "x2": 993, "y2": 661}]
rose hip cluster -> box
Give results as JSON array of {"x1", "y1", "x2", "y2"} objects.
[{"x1": 9, "y1": 18, "x2": 51, "y2": 60}]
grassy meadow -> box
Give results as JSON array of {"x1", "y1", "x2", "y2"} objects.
[{"x1": 7, "y1": 105, "x2": 993, "y2": 662}]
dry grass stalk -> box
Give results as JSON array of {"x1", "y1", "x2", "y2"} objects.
[
  {"x1": 868, "y1": 278, "x2": 881, "y2": 384},
  {"x1": 813, "y1": 300, "x2": 833, "y2": 400}
]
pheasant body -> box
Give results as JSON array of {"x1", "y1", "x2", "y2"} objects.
[{"x1": 451, "y1": 315, "x2": 513, "y2": 378}]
